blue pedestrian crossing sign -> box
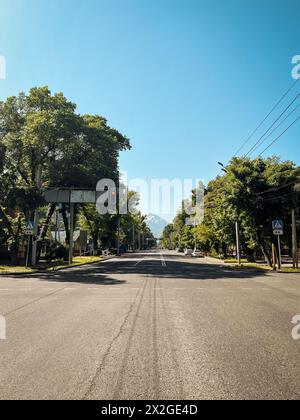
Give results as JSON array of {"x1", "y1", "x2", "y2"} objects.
[
  {"x1": 25, "y1": 221, "x2": 35, "y2": 236},
  {"x1": 272, "y1": 220, "x2": 283, "y2": 235}
]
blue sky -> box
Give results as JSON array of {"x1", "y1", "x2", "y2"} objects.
[{"x1": 0, "y1": 0, "x2": 300, "y2": 219}]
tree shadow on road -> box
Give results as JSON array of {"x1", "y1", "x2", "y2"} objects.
[
  {"x1": 95, "y1": 258, "x2": 267, "y2": 281},
  {"x1": 7, "y1": 256, "x2": 268, "y2": 285},
  {"x1": 7, "y1": 267, "x2": 126, "y2": 286}
]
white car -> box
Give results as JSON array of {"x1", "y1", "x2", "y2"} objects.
[
  {"x1": 184, "y1": 249, "x2": 194, "y2": 256},
  {"x1": 192, "y1": 250, "x2": 204, "y2": 258}
]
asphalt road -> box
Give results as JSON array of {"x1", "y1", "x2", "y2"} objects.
[{"x1": 0, "y1": 251, "x2": 300, "y2": 400}]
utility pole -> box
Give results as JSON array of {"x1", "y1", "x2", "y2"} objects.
[
  {"x1": 142, "y1": 233, "x2": 145, "y2": 250},
  {"x1": 194, "y1": 217, "x2": 197, "y2": 251},
  {"x1": 117, "y1": 215, "x2": 121, "y2": 256},
  {"x1": 272, "y1": 243, "x2": 277, "y2": 271},
  {"x1": 31, "y1": 165, "x2": 42, "y2": 266},
  {"x1": 292, "y1": 209, "x2": 298, "y2": 269},
  {"x1": 55, "y1": 208, "x2": 58, "y2": 242},
  {"x1": 235, "y1": 221, "x2": 241, "y2": 265},
  {"x1": 132, "y1": 224, "x2": 135, "y2": 251},
  {"x1": 277, "y1": 235, "x2": 282, "y2": 270},
  {"x1": 69, "y1": 202, "x2": 75, "y2": 265}
]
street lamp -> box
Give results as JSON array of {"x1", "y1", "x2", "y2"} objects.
[{"x1": 218, "y1": 162, "x2": 228, "y2": 174}]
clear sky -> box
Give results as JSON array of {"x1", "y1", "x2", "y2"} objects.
[{"x1": 1, "y1": 0, "x2": 300, "y2": 219}]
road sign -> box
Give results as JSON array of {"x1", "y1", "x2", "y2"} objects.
[
  {"x1": 272, "y1": 220, "x2": 283, "y2": 236},
  {"x1": 44, "y1": 189, "x2": 96, "y2": 204},
  {"x1": 70, "y1": 190, "x2": 96, "y2": 204},
  {"x1": 272, "y1": 220, "x2": 283, "y2": 230},
  {"x1": 25, "y1": 221, "x2": 34, "y2": 236}
]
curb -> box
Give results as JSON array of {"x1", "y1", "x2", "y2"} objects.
[{"x1": 0, "y1": 255, "x2": 116, "y2": 277}]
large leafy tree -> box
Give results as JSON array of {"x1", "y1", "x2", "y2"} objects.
[
  {"x1": 162, "y1": 157, "x2": 300, "y2": 265},
  {"x1": 0, "y1": 87, "x2": 131, "y2": 263},
  {"x1": 205, "y1": 157, "x2": 300, "y2": 264}
]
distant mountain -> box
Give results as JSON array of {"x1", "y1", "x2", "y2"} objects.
[{"x1": 145, "y1": 214, "x2": 169, "y2": 238}]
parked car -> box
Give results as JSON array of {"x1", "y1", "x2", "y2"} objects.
[
  {"x1": 184, "y1": 249, "x2": 194, "y2": 256},
  {"x1": 192, "y1": 250, "x2": 204, "y2": 258}
]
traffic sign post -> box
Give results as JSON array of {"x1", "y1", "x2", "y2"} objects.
[
  {"x1": 272, "y1": 220, "x2": 283, "y2": 236},
  {"x1": 25, "y1": 236, "x2": 32, "y2": 268},
  {"x1": 25, "y1": 221, "x2": 35, "y2": 236},
  {"x1": 25, "y1": 222, "x2": 34, "y2": 268},
  {"x1": 272, "y1": 220, "x2": 283, "y2": 269},
  {"x1": 277, "y1": 235, "x2": 282, "y2": 269}
]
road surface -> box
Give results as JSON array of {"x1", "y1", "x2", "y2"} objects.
[{"x1": 0, "y1": 251, "x2": 300, "y2": 400}]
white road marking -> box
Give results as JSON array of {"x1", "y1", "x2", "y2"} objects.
[
  {"x1": 135, "y1": 257, "x2": 146, "y2": 266},
  {"x1": 160, "y1": 252, "x2": 167, "y2": 267}
]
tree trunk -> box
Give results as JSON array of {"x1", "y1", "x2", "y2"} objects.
[
  {"x1": 40, "y1": 203, "x2": 56, "y2": 240},
  {"x1": 222, "y1": 243, "x2": 228, "y2": 259},
  {"x1": 80, "y1": 204, "x2": 99, "y2": 255},
  {"x1": 10, "y1": 243, "x2": 19, "y2": 265},
  {"x1": 259, "y1": 240, "x2": 272, "y2": 267},
  {"x1": 37, "y1": 203, "x2": 56, "y2": 261},
  {"x1": 246, "y1": 248, "x2": 255, "y2": 262},
  {"x1": 0, "y1": 207, "x2": 22, "y2": 265},
  {"x1": 92, "y1": 235, "x2": 98, "y2": 255}
]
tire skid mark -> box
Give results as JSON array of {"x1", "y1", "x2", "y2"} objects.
[
  {"x1": 83, "y1": 279, "x2": 147, "y2": 400},
  {"x1": 112, "y1": 278, "x2": 149, "y2": 399},
  {"x1": 152, "y1": 278, "x2": 160, "y2": 398},
  {"x1": 157, "y1": 277, "x2": 186, "y2": 399}
]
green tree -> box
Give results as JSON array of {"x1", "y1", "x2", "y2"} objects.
[
  {"x1": 205, "y1": 157, "x2": 300, "y2": 264},
  {"x1": 0, "y1": 87, "x2": 131, "y2": 263}
]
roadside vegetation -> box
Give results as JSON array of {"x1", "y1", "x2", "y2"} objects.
[
  {"x1": 0, "y1": 87, "x2": 154, "y2": 267},
  {"x1": 161, "y1": 157, "x2": 300, "y2": 268}
]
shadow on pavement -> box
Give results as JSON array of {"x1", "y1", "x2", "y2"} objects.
[{"x1": 6, "y1": 255, "x2": 267, "y2": 284}]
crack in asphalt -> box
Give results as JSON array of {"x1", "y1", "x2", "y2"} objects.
[{"x1": 4, "y1": 285, "x2": 71, "y2": 317}]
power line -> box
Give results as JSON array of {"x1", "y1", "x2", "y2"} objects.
[
  {"x1": 261, "y1": 191, "x2": 298, "y2": 202},
  {"x1": 245, "y1": 91, "x2": 300, "y2": 157},
  {"x1": 251, "y1": 102, "x2": 300, "y2": 153},
  {"x1": 234, "y1": 78, "x2": 299, "y2": 157},
  {"x1": 255, "y1": 180, "x2": 298, "y2": 196},
  {"x1": 259, "y1": 113, "x2": 300, "y2": 155}
]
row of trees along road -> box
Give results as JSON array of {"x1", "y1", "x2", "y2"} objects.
[
  {"x1": 162, "y1": 157, "x2": 300, "y2": 267},
  {"x1": 0, "y1": 87, "x2": 153, "y2": 264}
]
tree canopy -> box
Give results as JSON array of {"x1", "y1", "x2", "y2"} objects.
[
  {"x1": 161, "y1": 157, "x2": 300, "y2": 265},
  {"x1": 0, "y1": 87, "x2": 131, "y2": 262}
]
